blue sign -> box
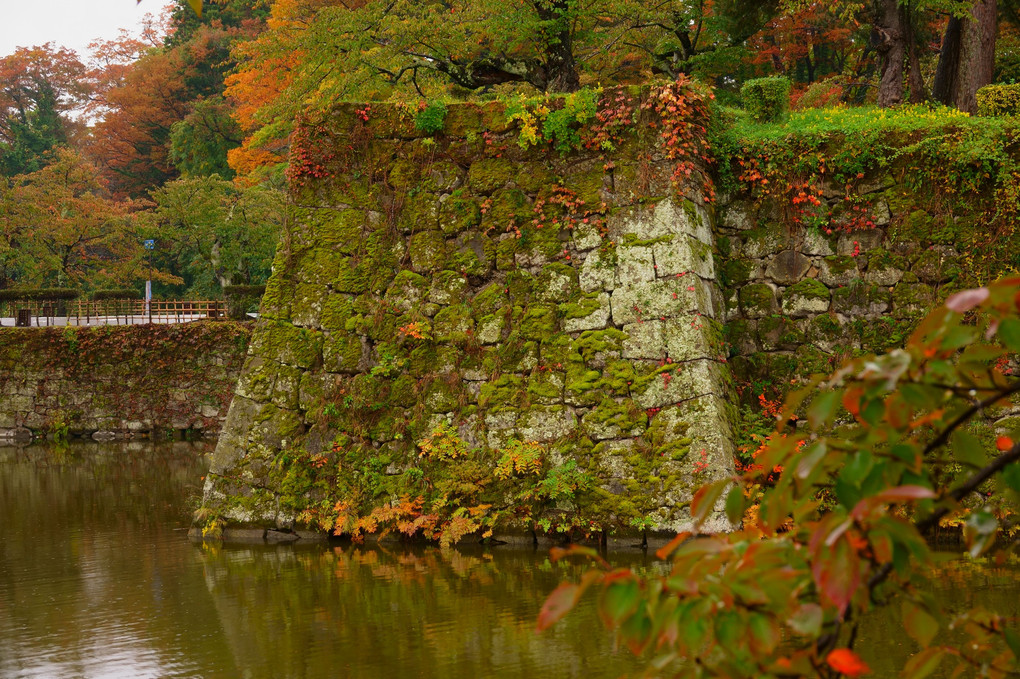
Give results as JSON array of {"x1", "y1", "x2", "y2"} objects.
[{"x1": 144, "y1": 239, "x2": 156, "y2": 250}]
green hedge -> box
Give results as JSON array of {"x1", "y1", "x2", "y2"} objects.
[
  {"x1": 415, "y1": 100, "x2": 448, "y2": 134},
  {"x1": 0, "y1": 288, "x2": 80, "y2": 302},
  {"x1": 741, "y1": 76, "x2": 792, "y2": 123},
  {"x1": 977, "y1": 84, "x2": 1020, "y2": 116},
  {"x1": 224, "y1": 284, "x2": 266, "y2": 320},
  {"x1": 92, "y1": 288, "x2": 141, "y2": 300}
]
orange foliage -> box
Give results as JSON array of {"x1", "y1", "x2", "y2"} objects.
[{"x1": 826, "y1": 648, "x2": 871, "y2": 677}]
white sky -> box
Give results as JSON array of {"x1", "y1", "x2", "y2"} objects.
[{"x1": 0, "y1": 0, "x2": 163, "y2": 61}]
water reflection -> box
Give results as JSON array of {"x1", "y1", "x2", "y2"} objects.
[
  {"x1": 199, "y1": 543, "x2": 644, "y2": 679},
  {"x1": 0, "y1": 441, "x2": 641, "y2": 679},
  {"x1": 0, "y1": 441, "x2": 233, "y2": 678},
  {"x1": 1, "y1": 441, "x2": 1018, "y2": 679}
]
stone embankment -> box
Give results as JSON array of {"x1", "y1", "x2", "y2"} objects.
[
  {"x1": 197, "y1": 89, "x2": 1020, "y2": 544},
  {"x1": 0, "y1": 322, "x2": 252, "y2": 440}
]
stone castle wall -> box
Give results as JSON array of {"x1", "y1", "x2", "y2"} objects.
[
  {"x1": 203, "y1": 93, "x2": 740, "y2": 539},
  {"x1": 201, "y1": 92, "x2": 1016, "y2": 544},
  {"x1": 717, "y1": 180, "x2": 956, "y2": 397},
  {"x1": 0, "y1": 322, "x2": 252, "y2": 440}
]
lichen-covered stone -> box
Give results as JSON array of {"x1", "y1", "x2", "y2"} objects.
[
  {"x1": 617, "y1": 245, "x2": 656, "y2": 285},
  {"x1": 200, "y1": 98, "x2": 742, "y2": 543},
  {"x1": 408, "y1": 231, "x2": 447, "y2": 273},
  {"x1": 560, "y1": 293, "x2": 611, "y2": 332},
  {"x1": 579, "y1": 248, "x2": 618, "y2": 292},
  {"x1": 611, "y1": 277, "x2": 714, "y2": 326},
  {"x1": 783, "y1": 278, "x2": 831, "y2": 317},
  {"x1": 738, "y1": 283, "x2": 778, "y2": 319},
  {"x1": 622, "y1": 320, "x2": 665, "y2": 359}
]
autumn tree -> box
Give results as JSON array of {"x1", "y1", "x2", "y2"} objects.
[
  {"x1": 0, "y1": 149, "x2": 145, "y2": 288},
  {"x1": 0, "y1": 45, "x2": 90, "y2": 177},
  {"x1": 89, "y1": 0, "x2": 266, "y2": 197}
]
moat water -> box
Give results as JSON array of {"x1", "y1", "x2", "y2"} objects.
[{"x1": 1, "y1": 441, "x2": 1018, "y2": 678}]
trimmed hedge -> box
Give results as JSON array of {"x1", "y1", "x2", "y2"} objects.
[
  {"x1": 0, "y1": 288, "x2": 80, "y2": 301},
  {"x1": 977, "y1": 84, "x2": 1020, "y2": 116},
  {"x1": 223, "y1": 285, "x2": 267, "y2": 297},
  {"x1": 92, "y1": 288, "x2": 141, "y2": 300},
  {"x1": 741, "y1": 76, "x2": 792, "y2": 123},
  {"x1": 224, "y1": 284, "x2": 266, "y2": 320}
]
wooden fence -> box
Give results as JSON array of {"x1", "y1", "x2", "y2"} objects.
[{"x1": 0, "y1": 299, "x2": 227, "y2": 327}]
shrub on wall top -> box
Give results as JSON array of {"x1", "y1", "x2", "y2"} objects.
[
  {"x1": 741, "y1": 76, "x2": 792, "y2": 123},
  {"x1": 224, "y1": 284, "x2": 266, "y2": 320},
  {"x1": 977, "y1": 84, "x2": 1020, "y2": 116},
  {"x1": 92, "y1": 289, "x2": 141, "y2": 300},
  {"x1": 0, "y1": 288, "x2": 80, "y2": 301},
  {"x1": 223, "y1": 284, "x2": 267, "y2": 298},
  {"x1": 414, "y1": 100, "x2": 448, "y2": 134}
]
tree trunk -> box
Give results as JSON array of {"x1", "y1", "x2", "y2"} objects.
[
  {"x1": 933, "y1": 0, "x2": 996, "y2": 112},
  {"x1": 932, "y1": 17, "x2": 961, "y2": 104},
  {"x1": 535, "y1": 0, "x2": 580, "y2": 92},
  {"x1": 875, "y1": 0, "x2": 906, "y2": 107},
  {"x1": 904, "y1": 5, "x2": 927, "y2": 102},
  {"x1": 956, "y1": 0, "x2": 997, "y2": 112}
]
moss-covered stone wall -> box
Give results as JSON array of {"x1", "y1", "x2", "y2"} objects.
[
  {"x1": 203, "y1": 92, "x2": 1019, "y2": 545},
  {"x1": 202, "y1": 90, "x2": 739, "y2": 543},
  {"x1": 0, "y1": 322, "x2": 252, "y2": 440},
  {"x1": 719, "y1": 179, "x2": 965, "y2": 404}
]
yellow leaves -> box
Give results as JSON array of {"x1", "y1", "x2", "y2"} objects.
[
  {"x1": 494, "y1": 440, "x2": 544, "y2": 479},
  {"x1": 417, "y1": 422, "x2": 470, "y2": 460}
]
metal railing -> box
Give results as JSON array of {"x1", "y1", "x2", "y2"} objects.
[{"x1": 1, "y1": 299, "x2": 226, "y2": 327}]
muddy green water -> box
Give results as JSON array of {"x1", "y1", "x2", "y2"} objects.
[{"x1": 1, "y1": 442, "x2": 1018, "y2": 679}]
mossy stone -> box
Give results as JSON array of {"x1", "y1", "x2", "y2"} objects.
[
  {"x1": 514, "y1": 163, "x2": 554, "y2": 193},
  {"x1": 738, "y1": 283, "x2": 777, "y2": 318},
  {"x1": 385, "y1": 270, "x2": 430, "y2": 312},
  {"x1": 388, "y1": 159, "x2": 420, "y2": 190},
  {"x1": 303, "y1": 208, "x2": 364, "y2": 252},
  {"x1": 433, "y1": 304, "x2": 474, "y2": 343},
  {"x1": 795, "y1": 344, "x2": 831, "y2": 376},
  {"x1": 831, "y1": 284, "x2": 890, "y2": 315},
  {"x1": 439, "y1": 197, "x2": 482, "y2": 235},
  {"x1": 783, "y1": 278, "x2": 831, "y2": 317},
  {"x1": 479, "y1": 374, "x2": 526, "y2": 411},
  {"x1": 409, "y1": 231, "x2": 448, "y2": 273},
  {"x1": 527, "y1": 371, "x2": 565, "y2": 404},
  {"x1": 319, "y1": 296, "x2": 355, "y2": 332},
  {"x1": 720, "y1": 258, "x2": 753, "y2": 286},
  {"x1": 482, "y1": 189, "x2": 530, "y2": 233},
  {"x1": 757, "y1": 315, "x2": 805, "y2": 352},
  {"x1": 429, "y1": 271, "x2": 468, "y2": 305},
  {"x1": 468, "y1": 158, "x2": 515, "y2": 194},
  {"x1": 520, "y1": 305, "x2": 558, "y2": 341},
  {"x1": 472, "y1": 283, "x2": 509, "y2": 316},
  {"x1": 256, "y1": 322, "x2": 322, "y2": 369},
  {"x1": 443, "y1": 104, "x2": 483, "y2": 136},
  {"x1": 506, "y1": 270, "x2": 536, "y2": 298},
  {"x1": 333, "y1": 258, "x2": 371, "y2": 294},
  {"x1": 537, "y1": 262, "x2": 579, "y2": 302}
]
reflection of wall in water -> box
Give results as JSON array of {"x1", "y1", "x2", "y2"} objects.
[{"x1": 198, "y1": 544, "x2": 646, "y2": 679}]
